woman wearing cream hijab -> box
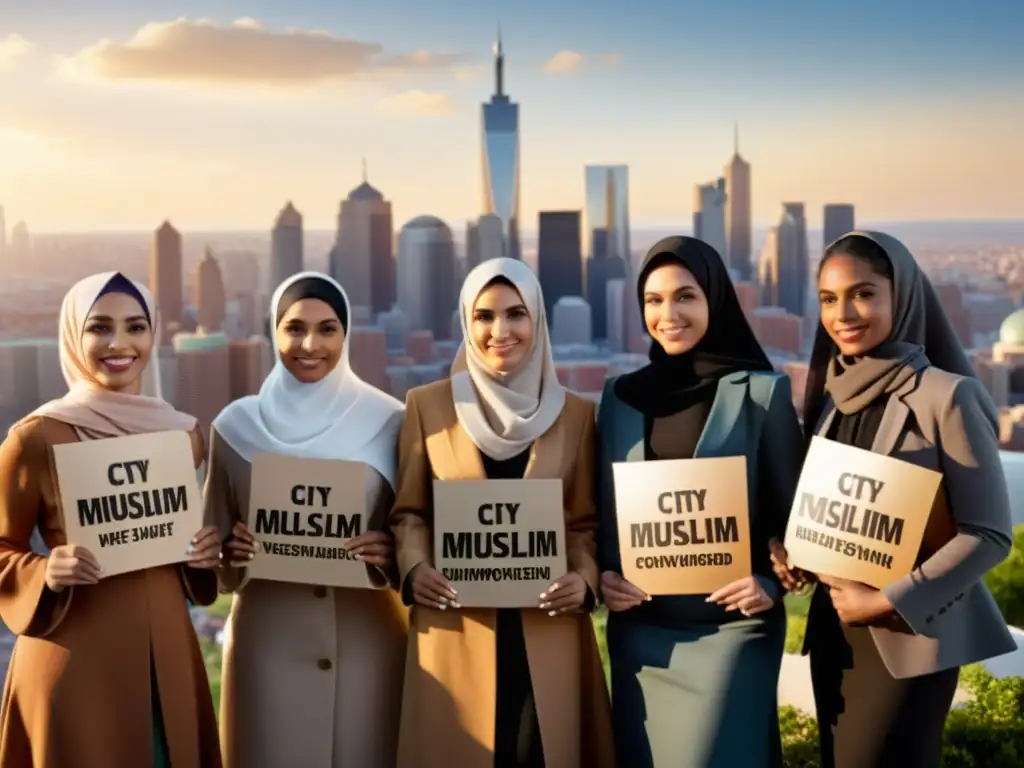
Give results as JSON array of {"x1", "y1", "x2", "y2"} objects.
[
  {"x1": 0, "y1": 272, "x2": 222, "y2": 767},
  {"x1": 390, "y1": 258, "x2": 614, "y2": 768}
]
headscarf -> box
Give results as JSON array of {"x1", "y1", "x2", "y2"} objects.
[
  {"x1": 803, "y1": 230, "x2": 978, "y2": 439},
  {"x1": 614, "y1": 236, "x2": 773, "y2": 417},
  {"x1": 450, "y1": 258, "x2": 566, "y2": 461},
  {"x1": 13, "y1": 272, "x2": 196, "y2": 439},
  {"x1": 212, "y1": 272, "x2": 404, "y2": 486}
]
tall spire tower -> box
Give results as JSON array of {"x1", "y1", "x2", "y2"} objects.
[
  {"x1": 480, "y1": 25, "x2": 521, "y2": 260},
  {"x1": 724, "y1": 122, "x2": 752, "y2": 280}
]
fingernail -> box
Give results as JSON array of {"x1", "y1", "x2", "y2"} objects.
[
  {"x1": 549, "y1": 583, "x2": 560, "y2": 591},
  {"x1": 247, "y1": 553, "x2": 254, "y2": 560},
  {"x1": 439, "y1": 604, "x2": 447, "y2": 611},
  {"x1": 540, "y1": 602, "x2": 550, "y2": 609},
  {"x1": 451, "y1": 602, "x2": 461, "y2": 609},
  {"x1": 185, "y1": 545, "x2": 194, "y2": 555},
  {"x1": 539, "y1": 592, "x2": 548, "y2": 600},
  {"x1": 548, "y1": 610, "x2": 556, "y2": 617}
]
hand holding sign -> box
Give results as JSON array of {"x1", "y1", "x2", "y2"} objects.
[
  {"x1": 768, "y1": 537, "x2": 814, "y2": 595},
  {"x1": 345, "y1": 530, "x2": 393, "y2": 569},
  {"x1": 45, "y1": 545, "x2": 102, "y2": 592},
  {"x1": 600, "y1": 571, "x2": 650, "y2": 612},
  {"x1": 817, "y1": 574, "x2": 895, "y2": 625},
  {"x1": 706, "y1": 576, "x2": 773, "y2": 616},
  {"x1": 410, "y1": 562, "x2": 459, "y2": 610},
  {"x1": 225, "y1": 521, "x2": 257, "y2": 567},
  {"x1": 185, "y1": 525, "x2": 223, "y2": 569},
  {"x1": 538, "y1": 572, "x2": 587, "y2": 616}
]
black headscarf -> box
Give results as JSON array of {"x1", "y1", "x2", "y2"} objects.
[
  {"x1": 267, "y1": 275, "x2": 350, "y2": 338},
  {"x1": 95, "y1": 272, "x2": 152, "y2": 326},
  {"x1": 614, "y1": 236, "x2": 774, "y2": 417},
  {"x1": 802, "y1": 231, "x2": 978, "y2": 442}
]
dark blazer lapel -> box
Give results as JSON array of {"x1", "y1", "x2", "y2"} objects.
[
  {"x1": 694, "y1": 372, "x2": 749, "y2": 458},
  {"x1": 870, "y1": 376, "x2": 915, "y2": 457},
  {"x1": 815, "y1": 398, "x2": 838, "y2": 437}
]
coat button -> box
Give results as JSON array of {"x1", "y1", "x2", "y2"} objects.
[
  {"x1": 318, "y1": 658, "x2": 332, "y2": 671},
  {"x1": 314, "y1": 586, "x2": 327, "y2": 598}
]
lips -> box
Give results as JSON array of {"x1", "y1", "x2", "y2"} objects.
[
  {"x1": 101, "y1": 356, "x2": 135, "y2": 372},
  {"x1": 836, "y1": 326, "x2": 868, "y2": 342},
  {"x1": 658, "y1": 326, "x2": 689, "y2": 340},
  {"x1": 294, "y1": 357, "x2": 324, "y2": 369},
  {"x1": 489, "y1": 342, "x2": 519, "y2": 356}
]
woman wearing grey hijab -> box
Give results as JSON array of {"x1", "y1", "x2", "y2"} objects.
[{"x1": 772, "y1": 232, "x2": 1015, "y2": 768}]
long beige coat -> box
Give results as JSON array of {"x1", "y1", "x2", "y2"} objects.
[
  {"x1": 204, "y1": 425, "x2": 408, "y2": 768},
  {"x1": 0, "y1": 416, "x2": 221, "y2": 768},
  {"x1": 390, "y1": 379, "x2": 615, "y2": 768}
]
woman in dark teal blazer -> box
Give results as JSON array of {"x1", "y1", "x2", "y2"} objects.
[{"x1": 597, "y1": 236, "x2": 804, "y2": 768}]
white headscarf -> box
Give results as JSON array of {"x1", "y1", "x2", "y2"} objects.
[
  {"x1": 451, "y1": 258, "x2": 566, "y2": 461},
  {"x1": 212, "y1": 272, "x2": 404, "y2": 487}
]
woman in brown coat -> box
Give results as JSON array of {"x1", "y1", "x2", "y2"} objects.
[
  {"x1": 391, "y1": 257, "x2": 615, "y2": 768},
  {"x1": 207, "y1": 272, "x2": 408, "y2": 768},
  {"x1": 0, "y1": 272, "x2": 223, "y2": 768}
]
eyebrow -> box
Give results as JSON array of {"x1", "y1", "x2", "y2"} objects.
[
  {"x1": 644, "y1": 285, "x2": 697, "y2": 295},
  {"x1": 822, "y1": 281, "x2": 877, "y2": 292},
  {"x1": 86, "y1": 314, "x2": 148, "y2": 323},
  {"x1": 476, "y1": 303, "x2": 527, "y2": 312}
]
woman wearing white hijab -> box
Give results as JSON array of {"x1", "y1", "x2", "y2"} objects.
[
  {"x1": 204, "y1": 272, "x2": 407, "y2": 768},
  {"x1": 390, "y1": 258, "x2": 614, "y2": 768},
  {"x1": 0, "y1": 271, "x2": 222, "y2": 768}
]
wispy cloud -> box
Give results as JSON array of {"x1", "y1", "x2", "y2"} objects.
[
  {"x1": 0, "y1": 34, "x2": 35, "y2": 73},
  {"x1": 543, "y1": 50, "x2": 586, "y2": 75},
  {"x1": 61, "y1": 18, "x2": 465, "y2": 89},
  {"x1": 601, "y1": 53, "x2": 623, "y2": 67},
  {"x1": 374, "y1": 90, "x2": 458, "y2": 118}
]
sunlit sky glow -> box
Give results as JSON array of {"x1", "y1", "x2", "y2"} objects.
[{"x1": 0, "y1": 0, "x2": 1021, "y2": 233}]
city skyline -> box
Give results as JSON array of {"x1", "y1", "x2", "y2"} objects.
[{"x1": 0, "y1": 1, "x2": 1021, "y2": 232}]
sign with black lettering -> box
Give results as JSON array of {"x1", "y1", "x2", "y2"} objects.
[
  {"x1": 432, "y1": 479, "x2": 567, "y2": 608},
  {"x1": 612, "y1": 456, "x2": 752, "y2": 595},
  {"x1": 52, "y1": 430, "x2": 203, "y2": 577},
  {"x1": 783, "y1": 437, "x2": 942, "y2": 589},
  {"x1": 245, "y1": 453, "x2": 373, "y2": 588}
]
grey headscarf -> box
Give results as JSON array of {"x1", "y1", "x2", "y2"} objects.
[{"x1": 803, "y1": 231, "x2": 977, "y2": 435}]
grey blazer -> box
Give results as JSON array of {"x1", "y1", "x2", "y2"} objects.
[{"x1": 805, "y1": 365, "x2": 1016, "y2": 679}]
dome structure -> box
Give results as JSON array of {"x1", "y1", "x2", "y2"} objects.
[{"x1": 999, "y1": 309, "x2": 1024, "y2": 345}]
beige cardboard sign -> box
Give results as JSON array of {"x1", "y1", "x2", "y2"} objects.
[
  {"x1": 783, "y1": 437, "x2": 943, "y2": 589},
  {"x1": 432, "y1": 478, "x2": 567, "y2": 608},
  {"x1": 52, "y1": 430, "x2": 203, "y2": 578},
  {"x1": 612, "y1": 456, "x2": 752, "y2": 595},
  {"x1": 245, "y1": 453, "x2": 373, "y2": 589}
]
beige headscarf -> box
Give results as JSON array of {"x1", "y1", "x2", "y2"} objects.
[
  {"x1": 14, "y1": 271, "x2": 197, "y2": 439},
  {"x1": 451, "y1": 258, "x2": 566, "y2": 461}
]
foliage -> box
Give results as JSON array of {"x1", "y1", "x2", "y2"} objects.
[
  {"x1": 784, "y1": 592, "x2": 810, "y2": 654},
  {"x1": 778, "y1": 705, "x2": 819, "y2": 768},
  {"x1": 941, "y1": 665, "x2": 1024, "y2": 767},
  {"x1": 984, "y1": 524, "x2": 1024, "y2": 627}
]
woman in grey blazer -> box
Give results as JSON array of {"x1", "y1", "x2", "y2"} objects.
[
  {"x1": 776, "y1": 231, "x2": 1016, "y2": 768},
  {"x1": 597, "y1": 236, "x2": 804, "y2": 768}
]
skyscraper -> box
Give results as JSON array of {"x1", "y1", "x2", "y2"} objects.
[
  {"x1": 149, "y1": 221, "x2": 183, "y2": 344},
  {"x1": 782, "y1": 202, "x2": 809, "y2": 317},
  {"x1": 584, "y1": 165, "x2": 630, "y2": 340},
  {"x1": 330, "y1": 164, "x2": 396, "y2": 316},
  {"x1": 693, "y1": 178, "x2": 728, "y2": 261},
  {"x1": 396, "y1": 216, "x2": 457, "y2": 340},
  {"x1": 759, "y1": 207, "x2": 805, "y2": 318},
  {"x1": 823, "y1": 204, "x2": 856, "y2": 247},
  {"x1": 194, "y1": 246, "x2": 226, "y2": 332},
  {"x1": 0, "y1": 205, "x2": 6, "y2": 259},
  {"x1": 480, "y1": 27, "x2": 521, "y2": 260},
  {"x1": 271, "y1": 202, "x2": 304, "y2": 291},
  {"x1": 724, "y1": 124, "x2": 753, "y2": 280},
  {"x1": 537, "y1": 211, "x2": 583, "y2": 316}
]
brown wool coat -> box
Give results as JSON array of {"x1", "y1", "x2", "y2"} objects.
[
  {"x1": 0, "y1": 416, "x2": 222, "y2": 768},
  {"x1": 390, "y1": 380, "x2": 616, "y2": 768}
]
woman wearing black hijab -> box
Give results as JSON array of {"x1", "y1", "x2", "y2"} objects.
[{"x1": 596, "y1": 237, "x2": 804, "y2": 768}]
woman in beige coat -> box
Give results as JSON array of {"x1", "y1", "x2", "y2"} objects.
[
  {"x1": 390, "y1": 258, "x2": 615, "y2": 768},
  {"x1": 205, "y1": 272, "x2": 408, "y2": 768}
]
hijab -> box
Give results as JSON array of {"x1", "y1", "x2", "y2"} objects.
[
  {"x1": 614, "y1": 236, "x2": 774, "y2": 417},
  {"x1": 450, "y1": 258, "x2": 566, "y2": 461},
  {"x1": 803, "y1": 230, "x2": 978, "y2": 440},
  {"x1": 14, "y1": 271, "x2": 197, "y2": 439},
  {"x1": 212, "y1": 272, "x2": 404, "y2": 486}
]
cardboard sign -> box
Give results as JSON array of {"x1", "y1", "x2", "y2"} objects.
[
  {"x1": 783, "y1": 436, "x2": 943, "y2": 589},
  {"x1": 52, "y1": 430, "x2": 203, "y2": 577},
  {"x1": 432, "y1": 478, "x2": 567, "y2": 608},
  {"x1": 612, "y1": 456, "x2": 753, "y2": 595},
  {"x1": 245, "y1": 454, "x2": 373, "y2": 589}
]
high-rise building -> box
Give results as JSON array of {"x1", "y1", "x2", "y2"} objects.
[
  {"x1": 480, "y1": 28, "x2": 521, "y2": 260},
  {"x1": 396, "y1": 216, "x2": 457, "y2": 340},
  {"x1": 149, "y1": 221, "x2": 183, "y2": 344},
  {"x1": 823, "y1": 204, "x2": 856, "y2": 248},
  {"x1": 693, "y1": 178, "x2": 728, "y2": 260},
  {"x1": 537, "y1": 211, "x2": 583, "y2": 317},
  {"x1": 724, "y1": 124, "x2": 753, "y2": 280},
  {"x1": 475, "y1": 213, "x2": 505, "y2": 263},
  {"x1": 271, "y1": 202, "x2": 304, "y2": 291},
  {"x1": 584, "y1": 165, "x2": 630, "y2": 340},
  {"x1": 782, "y1": 202, "x2": 809, "y2": 316},
  {"x1": 465, "y1": 220, "x2": 481, "y2": 273},
  {"x1": 170, "y1": 331, "x2": 231, "y2": 436},
  {"x1": 10, "y1": 221, "x2": 30, "y2": 260},
  {"x1": 0, "y1": 205, "x2": 6, "y2": 259},
  {"x1": 759, "y1": 208, "x2": 805, "y2": 318},
  {"x1": 194, "y1": 246, "x2": 226, "y2": 332},
  {"x1": 329, "y1": 164, "x2": 396, "y2": 317}
]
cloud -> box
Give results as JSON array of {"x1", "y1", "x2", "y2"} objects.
[
  {"x1": 63, "y1": 17, "x2": 464, "y2": 87},
  {"x1": 374, "y1": 90, "x2": 457, "y2": 118},
  {"x1": 601, "y1": 53, "x2": 623, "y2": 67},
  {"x1": 0, "y1": 34, "x2": 35, "y2": 72},
  {"x1": 543, "y1": 50, "x2": 586, "y2": 75}
]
